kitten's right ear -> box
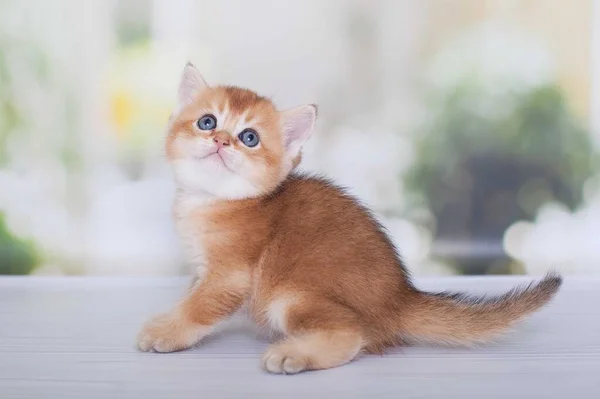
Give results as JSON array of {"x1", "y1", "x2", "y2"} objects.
[{"x1": 174, "y1": 62, "x2": 208, "y2": 114}]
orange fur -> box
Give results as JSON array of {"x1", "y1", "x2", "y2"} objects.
[{"x1": 137, "y1": 64, "x2": 562, "y2": 374}]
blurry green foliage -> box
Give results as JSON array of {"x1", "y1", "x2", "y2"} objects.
[
  {"x1": 0, "y1": 47, "x2": 22, "y2": 165},
  {"x1": 0, "y1": 34, "x2": 46, "y2": 274},
  {"x1": 407, "y1": 82, "x2": 597, "y2": 273},
  {"x1": 115, "y1": 0, "x2": 151, "y2": 47},
  {"x1": 0, "y1": 213, "x2": 39, "y2": 275},
  {"x1": 0, "y1": 35, "x2": 50, "y2": 165}
]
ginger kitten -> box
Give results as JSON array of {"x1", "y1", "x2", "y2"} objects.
[{"x1": 137, "y1": 63, "x2": 562, "y2": 374}]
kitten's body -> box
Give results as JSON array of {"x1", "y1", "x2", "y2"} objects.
[
  {"x1": 177, "y1": 175, "x2": 409, "y2": 349},
  {"x1": 137, "y1": 64, "x2": 562, "y2": 374}
]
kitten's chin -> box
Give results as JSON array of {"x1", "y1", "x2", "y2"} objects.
[
  {"x1": 194, "y1": 152, "x2": 235, "y2": 173},
  {"x1": 171, "y1": 158, "x2": 265, "y2": 200}
]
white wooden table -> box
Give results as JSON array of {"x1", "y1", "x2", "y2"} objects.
[{"x1": 0, "y1": 276, "x2": 597, "y2": 398}]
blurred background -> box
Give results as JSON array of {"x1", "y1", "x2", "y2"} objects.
[{"x1": 1, "y1": 0, "x2": 599, "y2": 277}]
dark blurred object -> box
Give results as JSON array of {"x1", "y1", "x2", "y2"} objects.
[
  {"x1": 0, "y1": 213, "x2": 38, "y2": 275},
  {"x1": 407, "y1": 83, "x2": 597, "y2": 274}
]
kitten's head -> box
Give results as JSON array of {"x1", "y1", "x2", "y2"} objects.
[{"x1": 166, "y1": 63, "x2": 316, "y2": 199}]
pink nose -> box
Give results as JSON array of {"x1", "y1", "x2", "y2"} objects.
[{"x1": 213, "y1": 136, "x2": 230, "y2": 147}]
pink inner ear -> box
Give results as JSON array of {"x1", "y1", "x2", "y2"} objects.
[
  {"x1": 284, "y1": 118, "x2": 310, "y2": 147},
  {"x1": 176, "y1": 64, "x2": 208, "y2": 113},
  {"x1": 283, "y1": 105, "x2": 316, "y2": 153}
]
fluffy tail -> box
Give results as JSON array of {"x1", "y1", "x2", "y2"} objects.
[{"x1": 402, "y1": 273, "x2": 562, "y2": 346}]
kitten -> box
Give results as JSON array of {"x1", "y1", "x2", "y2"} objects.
[{"x1": 137, "y1": 63, "x2": 562, "y2": 374}]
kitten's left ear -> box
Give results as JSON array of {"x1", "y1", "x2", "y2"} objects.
[
  {"x1": 174, "y1": 62, "x2": 208, "y2": 114},
  {"x1": 280, "y1": 104, "x2": 317, "y2": 160}
]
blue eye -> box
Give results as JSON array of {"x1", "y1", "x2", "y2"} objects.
[
  {"x1": 197, "y1": 115, "x2": 217, "y2": 130},
  {"x1": 238, "y1": 129, "x2": 260, "y2": 147}
]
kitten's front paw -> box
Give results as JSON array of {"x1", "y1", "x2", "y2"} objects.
[{"x1": 137, "y1": 311, "x2": 207, "y2": 353}]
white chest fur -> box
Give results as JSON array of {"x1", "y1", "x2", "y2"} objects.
[{"x1": 173, "y1": 191, "x2": 214, "y2": 280}]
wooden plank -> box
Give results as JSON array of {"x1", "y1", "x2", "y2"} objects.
[{"x1": 0, "y1": 276, "x2": 597, "y2": 399}]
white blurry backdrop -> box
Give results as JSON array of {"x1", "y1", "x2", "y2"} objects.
[{"x1": 0, "y1": 0, "x2": 599, "y2": 276}]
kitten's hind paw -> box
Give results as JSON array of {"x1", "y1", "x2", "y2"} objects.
[{"x1": 262, "y1": 344, "x2": 309, "y2": 374}]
